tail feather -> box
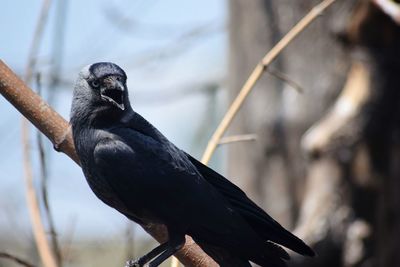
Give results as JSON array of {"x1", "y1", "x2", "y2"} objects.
[
  {"x1": 186, "y1": 153, "x2": 315, "y2": 258},
  {"x1": 266, "y1": 241, "x2": 290, "y2": 260},
  {"x1": 239, "y1": 206, "x2": 315, "y2": 256}
]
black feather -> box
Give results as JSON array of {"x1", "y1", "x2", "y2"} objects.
[{"x1": 89, "y1": 62, "x2": 126, "y2": 79}]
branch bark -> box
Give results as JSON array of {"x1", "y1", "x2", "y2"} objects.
[{"x1": 0, "y1": 62, "x2": 79, "y2": 163}]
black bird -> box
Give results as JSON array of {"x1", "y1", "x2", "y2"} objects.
[{"x1": 70, "y1": 62, "x2": 314, "y2": 267}]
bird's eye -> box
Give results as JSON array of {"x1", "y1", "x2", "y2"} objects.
[
  {"x1": 91, "y1": 80, "x2": 100, "y2": 88},
  {"x1": 116, "y1": 76, "x2": 123, "y2": 82}
]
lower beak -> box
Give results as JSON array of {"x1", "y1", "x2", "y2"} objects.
[{"x1": 100, "y1": 82, "x2": 125, "y2": 110}]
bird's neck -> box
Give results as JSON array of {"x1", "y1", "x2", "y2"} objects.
[{"x1": 71, "y1": 103, "x2": 124, "y2": 130}]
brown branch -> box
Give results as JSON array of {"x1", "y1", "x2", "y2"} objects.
[
  {"x1": 0, "y1": 252, "x2": 37, "y2": 267},
  {"x1": 0, "y1": 62, "x2": 79, "y2": 163},
  {"x1": 201, "y1": 0, "x2": 337, "y2": 165},
  {"x1": 0, "y1": 61, "x2": 214, "y2": 266},
  {"x1": 142, "y1": 224, "x2": 216, "y2": 267}
]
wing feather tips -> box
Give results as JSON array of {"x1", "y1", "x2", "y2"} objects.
[
  {"x1": 294, "y1": 240, "x2": 315, "y2": 257},
  {"x1": 266, "y1": 241, "x2": 290, "y2": 260},
  {"x1": 186, "y1": 153, "x2": 315, "y2": 257},
  {"x1": 248, "y1": 211, "x2": 315, "y2": 257}
]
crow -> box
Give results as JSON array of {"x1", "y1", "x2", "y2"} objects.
[{"x1": 70, "y1": 62, "x2": 314, "y2": 267}]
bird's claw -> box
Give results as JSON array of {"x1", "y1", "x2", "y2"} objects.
[{"x1": 125, "y1": 259, "x2": 142, "y2": 267}]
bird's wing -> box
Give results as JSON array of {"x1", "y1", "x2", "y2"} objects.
[
  {"x1": 185, "y1": 153, "x2": 315, "y2": 257},
  {"x1": 91, "y1": 128, "x2": 237, "y2": 227}
]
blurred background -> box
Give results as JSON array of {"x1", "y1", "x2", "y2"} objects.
[{"x1": 1, "y1": 0, "x2": 400, "y2": 267}]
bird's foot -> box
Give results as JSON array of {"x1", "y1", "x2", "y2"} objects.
[{"x1": 125, "y1": 259, "x2": 143, "y2": 267}]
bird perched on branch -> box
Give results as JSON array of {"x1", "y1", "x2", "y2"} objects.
[{"x1": 70, "y1": 62, "x2": 315, "y2": 267}]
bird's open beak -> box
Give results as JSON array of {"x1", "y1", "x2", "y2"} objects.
[{"x1": 100, "y1": 79, "x2": 125, "y2": 110}]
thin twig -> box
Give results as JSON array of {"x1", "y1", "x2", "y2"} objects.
[
  {"x1": 0, "y1": 251, "x2": 37, "y2": 267},
  {"x1": 21, "y1": 1, "x2": 58, "y2": 267},
  {"x1": 36, "y1": 74, "x2": 63, "y2": 266},
  {"x1": 218, "y1": 134, "x2": 258, "y2": 146},
  {"x1": 267, "y1": 68, "x2": 304, "y2": 93},
  {"x1": 200, "y1": 0, "x2": 337, "y2": 164}
]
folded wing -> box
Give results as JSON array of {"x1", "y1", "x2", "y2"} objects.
[{"x1": 185, "y1": 153, "x2": 315, "y2": 257}]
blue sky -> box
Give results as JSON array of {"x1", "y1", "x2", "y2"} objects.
[{"x1": 0, "y1": 0, "x2": 227, "y2": 240}]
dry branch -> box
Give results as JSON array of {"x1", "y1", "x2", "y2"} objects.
[
  {"x1": 20, "y1": 0, "x2": 60, "y2": 267},
  {"x1": 218, "y1": 134, "x2": 257, "y2": 145},
  {"x1": 0, "y1": 252, "x2": 37, "y2": 267},
  {"x1": 201, "y1": 0, "x2": 337, "y2": 165},
  {"x1": 267, "y1": 69, "x2": 304, "y2": 93}
]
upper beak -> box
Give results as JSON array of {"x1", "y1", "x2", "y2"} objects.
[{"x1": 100, "y1": 79, "x2": 125, "y2": 110}]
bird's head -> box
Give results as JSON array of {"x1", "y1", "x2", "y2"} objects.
[{"x1": 73, "y1": 62, "x2": 128, "y2": 113}]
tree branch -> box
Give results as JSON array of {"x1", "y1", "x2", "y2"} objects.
[
  {"x1": 267, "y1": 68, "x2": 304, "y2": 94},
  {"x1": 0, "y1": 62, "x2": 79, "y2": 163},
  {"x1": 0, "y1": 251, "x2": 37, "y2": 267},
  {"x1": 21, "y1": 0, "x2": 60, "y2": 267},
  {"x1": 218, "y1": 134, "x2": 257, "y2": 146}
]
